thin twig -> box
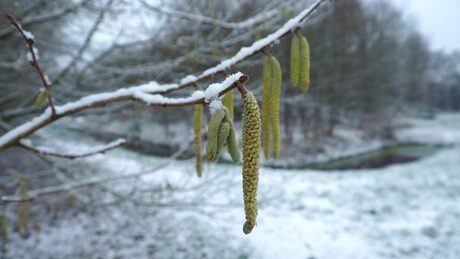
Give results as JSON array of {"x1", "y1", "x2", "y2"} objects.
[
  {"x1": 18, "y1": 138, "x2": 128, "y2": 159},
  {"x1": 5, "y1": 13, "x2": 56, "y2": 115},
  {"x1": 0, "y1": 137, "x2": 192, "y2": 203}
]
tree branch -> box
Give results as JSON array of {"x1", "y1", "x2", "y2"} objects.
[
  {"x1": 0, "y1": 136, "x2": 192, "y2": 204},
  {"x1": 0, "y1": 73, "x2": 248, "y2": 151},
  {"x1": 0, "y1": 0, "x2": 328, "y2": 153},
  {"x1": 5, "y1": 13, "x2": 56, "y2": 115}
]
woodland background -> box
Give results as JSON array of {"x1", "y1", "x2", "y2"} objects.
[{"x1": 0, "y1": 0, "x2": 459, "y2": 258}]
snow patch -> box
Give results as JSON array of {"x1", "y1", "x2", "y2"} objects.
[
  {"x1": 204, "y1": 72, "x2": 242, "y2": 101},
  {"x1": 209, "y1": 99, "x2": 223, "y2": 114}
]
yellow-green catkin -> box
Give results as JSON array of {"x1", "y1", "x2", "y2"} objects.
[
  {"x1": 194, "y1": 104, "x2": 203, "y2": 177},
  {"x1": 15, "y1": 182, "x2": 29, "y2": 236},
  {"x1": 0, "y1": 213, "x2": 8, "y2": 243},
  {"x1": 223, "y1": 90, "x2": 234, "y2": 121},
  {"x1": 270, "y1": 56, "x2": 282, "y2": 158},
  {"x1": 212, "y1": 121, "x2": 230, "y2": 162},
  {"x1": 262, "y1": 55, "x2": 272, "y2": 159},
  {"x1": 299, "y1": 35, "x2": 311, "y2": 91},
  {"x1": 241, "y1": 90, "x2": 261, "y2": 234},
  {"x1": 33, "y1": 212, "x2": 41, "y2": 233},
  {"x1": 290, "y1": 34, "x2": 300, "y2": 87},
  {"x1": 227, "y1": 122, "x2": 240, "y2": 163},
  {"x1": 206, "y1": 108, "x2": 226, "y2": 161},
  {"x1": 34, "y1": 90, "x2": 48, "y2": 109}
]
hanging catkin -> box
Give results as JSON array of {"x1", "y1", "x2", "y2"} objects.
[
  {"x1": 290, "y1": 34, "x2": 300, "y2": 87},
  {"x1": 270, "y1": 56, "x2": 282, "y2": 158},
  {"x1": 15, "y1": 182, "x2": 29, "y2": 236},
  {"x1": 0, "y1": 213, "x2": 7, "y2": 242},
  {"x1": 33, "y1": 213, "x2": 41, "y2": 233},
  {"x1": 262, "y1": 55, "x2": 272, "y2": 159},
  {"x1": 212, "y1": 121, "x2": 230, "y2": 162},
  {"x1": 299, "y1": 35, "x2": 311, "y2": 91},
  {"x1": 206, "y1": 108, "x2": 226, "y2": 161},
  {"x1": 223, "y1": 90, "x2": 234, "y2": 121},
  {"x1": 194, "y1": 104, "x2": 203, "y2": 177},
  {"x1": 227, "y1": 122, "x2": 240, "y2": 163},
  {"x1": 241, "y1": 90, "x2": 261, "y2": 234}
]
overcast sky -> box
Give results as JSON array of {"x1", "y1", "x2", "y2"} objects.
[{"x1": 388, "y1": 0, "x2": 460, "y2": 53}]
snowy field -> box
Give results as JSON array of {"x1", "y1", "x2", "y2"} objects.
[{"x1": 3, "y1": 113, "x2": 460, "y2": 258}]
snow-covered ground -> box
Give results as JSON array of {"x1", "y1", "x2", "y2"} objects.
[{"x1": 3, "y1": 113, "x2": 460, "y2": 258}]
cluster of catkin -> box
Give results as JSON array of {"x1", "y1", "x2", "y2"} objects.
[
  {"x1": 193, "y1": 87, "x2": 261, "y2": 234},
  {"x1": 291, "y1": 33, "x2": 311, "y2": 91},
  {"x1": 192, "y1": 32, "x2": 311, "y2": 234},
  {"x1": 205, "y1": 104, "x2": 240, "y2": 164},
  {"x1": 262, "y1": 54, "x2": 282, "y2": 159}
]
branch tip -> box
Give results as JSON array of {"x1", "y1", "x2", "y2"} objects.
[{"x1": 4, "y1": 12, "x2": 15, "y2": 23}]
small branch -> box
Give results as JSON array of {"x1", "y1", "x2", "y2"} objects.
[
  {"x1": 0, "y1": 0, "x2": 328, "y2": 153},
  {"x1": 18, "y1": 138, "x2": 127, "y2": 159},
  {"x1": 137, "y1": 74, "x2": 249, "y2": 108},
  {"x1": 1, "y1": 137, "x2": 192, "y2": 204},
  {"x1": 5, "y1": 13, "x2": 56, "y2": 115}
]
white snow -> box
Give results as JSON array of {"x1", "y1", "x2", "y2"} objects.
[
  {"x1": 44, "y1": 75, "x2": 51, "y2": 86},
  {"x1": 204, "y1": 72, "x2": 242, "y2": 101},
  {"x1": 26, "y1": 46, "x2": 39, "y2": 62},
  {"x1": 395, "y1": 113, "x2": 460, "y2": 144},
  {"x1": 209, "y1": 99, "x2": 223, "y2": 114},
  {"x1": 23, "y1": 31, "x2": 34, "y2": 41},
  {"x1": 179, "y1": 75, "x2": 198, "y2": 85},
  {"x1": 4, "y1": 112, "x2": 460, "y2": 258}
]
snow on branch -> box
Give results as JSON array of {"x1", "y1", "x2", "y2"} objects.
[
  {"x1": 0, "y1": 73, "x2": 247, "y2": 151},
  {"x1": 142, "y1": 0, "x2": 327, "y2": 95},
  {"x1": 133, "y1": 72, "x2": 243, "y2": 106},
  {"x1": 0, "y1": 0, "x2": 327, "y2": 155},
  {"x1": 19, "y1": 138, "x2": 127, "y2": 159}
]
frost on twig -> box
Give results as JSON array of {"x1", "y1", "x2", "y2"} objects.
[{"x1": 19, "y1": 138, "x2": 127, "y2": 159}]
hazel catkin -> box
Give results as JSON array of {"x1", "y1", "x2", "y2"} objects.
[
  {"x1": 270, "y1": 56, "x2": 282, "y2": 158},
  {"x1": 0, "y1": 213, "x2": 8, "y2": 243},
  {"x1": 226, "y1": 122, "x2": 240, "y2": 163},
  {"x1": 290, "y1": 34, "x2": 300, "y2": 87},
  {"x1": 241, "y1": 90, "x2": 261, "y2": 234},
  {"x1": 194, "y1": 104, "x2": 203, "y2": 177},
  {"x1": 212, "y1": 121, "x2": 230, "y2": 162},
  {"x1": 223, "y1": 90, "x2": 234, "y2": 121},
  {"x1": 299, "y1": 35, "x2": 311, "y2": 91},
  {"x1": 262, "y1": 55, "x2": 272, "y2": 159},
  {"x1": 206, "y1": 108, "x2": 226, "y2": 161},
  {"x1": 15, "y1": 182, "x2": 29, "y2": 236}
]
